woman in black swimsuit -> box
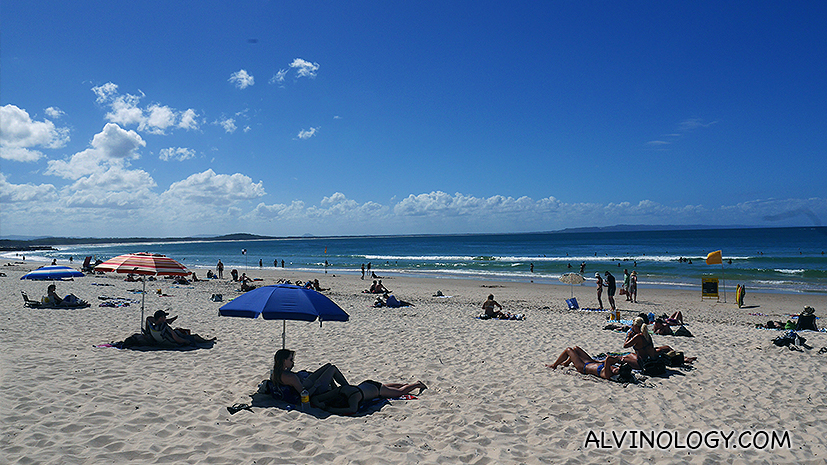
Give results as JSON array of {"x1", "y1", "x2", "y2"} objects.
[
  {"x1": 312, "y1": 379, "x2": 427, "y2": 415},
  {"x1": 271, "y1": 349, "x2": 349, "y2": 399},
  {"x1": 622, "y1": 317, "x2": 674, "y2": 369}
]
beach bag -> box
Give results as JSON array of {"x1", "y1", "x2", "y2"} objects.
[
  {"x1": 674, "y1": 325, "x2": 693, "y2": 337},
  {"x1": 664, "y1": 351, "x2": 684, "y2": 367},
  {"x1": 641, "y1": 357, "x2": 667, "y2": 376},
  {"x1": 619, "y1": 288, "x2": 627, "y2": 295}
]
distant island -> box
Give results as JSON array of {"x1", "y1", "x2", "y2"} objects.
[{"x1": 0, "y1": 224, "x2": 785, "y2": 251}]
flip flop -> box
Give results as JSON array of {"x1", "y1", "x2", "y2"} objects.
[{"x1": 227, "y1": 403, "x2": 252, "y2": 415}]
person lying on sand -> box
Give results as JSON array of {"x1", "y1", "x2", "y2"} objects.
[
  {"x1": 271, "y1": 349, "x2": 349, "y2": 400},
  {"x1": 547, "y1": 346, "x2": 627, "y2": 380},
  {"x1": 652, "y1": 318, "x2": 673, "y2": 335},
  {"x1": 312, "y1": 380, "x2": 427, "y2": 415},
  {"x1": 145, "y1": 309, "x2": 215, "y2": 345}
]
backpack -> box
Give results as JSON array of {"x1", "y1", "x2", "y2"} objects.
[
  {"x1": 641, "y1": 356, "x2": 667, "y2": 376},
  {"x1": 674, "y1": 325, "x2": 693, "y2": 337}
]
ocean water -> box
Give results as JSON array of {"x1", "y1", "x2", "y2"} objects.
[{"x1": 8, "y1": 227, "x2": 827, "y2": 294}]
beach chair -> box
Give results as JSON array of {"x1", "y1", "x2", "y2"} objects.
[
  {"x1": 81, "y1": 256, "x2": 94, "y2": 273},
  {"x1": 566, "y1": 298, "x2": 579, "y2": 310},
  {"x1": 21, "y1": 291, "x2": 42, "y2": 308}
]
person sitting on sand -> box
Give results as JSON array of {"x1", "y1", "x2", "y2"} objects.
[
  {"x1": 271, "y1": 349, "x2": 350, "y2": 401},
  {"x1": 44, "y1": 284, "x2": 82, "y2": 306},
  {"x1": 482, "y1": 294, "x2": 505, "y2": 318},
  {"x1": 230, "y1": 269, "x2": 239, "y2": 282},
  {"x1": 547, "y1": 346, "x2": 627, "y2": 380},
  {"x1": 375, "y1": 280, "x2": 389, "y2": 294},
  {"x1": 240, "y1": 273, "x2": 257, "y2": 292},
  {"x1": 622, "y1": 317, "x2": 673, "y2": 369},
  {"x1": 312, "y1": 379, "x2": 428, "y2": 415},
  {"x1": 622, "y1": 317, "x2": 695, "y2": 369}
]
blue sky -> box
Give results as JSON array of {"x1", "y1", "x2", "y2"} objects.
[{"x1": 2, "y1": 1, "x2": 826, "y2": 238}]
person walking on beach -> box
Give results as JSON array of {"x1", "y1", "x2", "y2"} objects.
[
  {"x1": 580, "y1": 262, "x2": 586, "y2": 274},
  {"x1": 595, "y1": 272, "x2": 604, "y2": 309},
  {"x1": 216, "y1": 259, "x2": 224, "y2": 279},
  {"x1": 361, "y1": 264, "x2": 365, "y2": 279},
  {"x1": 604, "y1": 271, "x2": 617, "y2": 312}
]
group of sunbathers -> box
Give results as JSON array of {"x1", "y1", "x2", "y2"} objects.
[
  {"x1": 363, "y1": 280, "x2": 390, "y2": 294},
  {"x1": 550, "y1": 312, "x2": 696, "y2": 381},
  {"x1": 269, "y1": 349, "x2": 426, "y2": 415}
]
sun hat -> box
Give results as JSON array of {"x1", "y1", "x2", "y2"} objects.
[{"x1": 803, "y1": 306, "x2": 815, "y2": 315}]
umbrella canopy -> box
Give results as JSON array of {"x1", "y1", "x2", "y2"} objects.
[
  {"x1": 94, "y1": 252, "x2": 190, "y2": 331},
  {"x1": 94, "y1": 252, "x2": 190, "y2": 276},
  {"x1": 219, "y1": 284, "x2": 349, "y2": 348},
  {"x1": 559, "y1": 272, "x2": 586, "y2": 298},
  {"x1": 559, "y1": 273, "x2": 585, "y2": 285},
  {"x1": 20, "y1": 265, "x2": 84, "y2": 280}
]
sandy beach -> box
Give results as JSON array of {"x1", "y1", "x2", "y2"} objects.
[{"x1": 2, "y1": 261, "x2": 826, "y2": 464}]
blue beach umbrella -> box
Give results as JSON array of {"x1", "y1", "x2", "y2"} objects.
[
  {"x1": 219, "y1": 284, "x2": 349, "y2": 348},
  {"x1": 20, "y1": 265, "x2": 84, "y2": 280}
]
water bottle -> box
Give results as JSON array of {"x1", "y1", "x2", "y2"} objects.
[
  {"x1": 795, "y1": 335, "x2": 801, "y2": 347},
  {"x1": 300, "y1": 389, "x2": 310, "y2": 410}
]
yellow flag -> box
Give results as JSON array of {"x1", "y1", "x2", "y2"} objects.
[{"x1": 706, "y1": 250, "x2": 723, "y2": 265}]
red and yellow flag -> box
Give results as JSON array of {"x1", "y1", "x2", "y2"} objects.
[{"x1": 705, "y1": 250, "x2": 723, "y2": 265}]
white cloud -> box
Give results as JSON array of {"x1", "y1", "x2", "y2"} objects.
[
  {"x1": 0, "y1": 172, "x2": 58, "y2": 203},
  {"x1": 162, "y1": 169, "x2": 265, "y2": 206},
  {"x1": 44, "y1": 107, "x2": 65, "y2": 119},
  {"x1": 229, "y1": 69, "x2": 255, "y2": 89},
  {"x1": 91, "y1": 82, "x2": 199, "y2": 134},
  {"x1": 159, "y1": 147, "x2": 196, "y2": 162},
  {"x1": 178, "y1": 109, "x2": 199, "y2": 130},
  {"x1": 218, "y1": 117, "x2": 237, "y2": 133},
  {"x1": 678, "y1": 118, "x2": 717, "y2": 131},
  {"x1": 297, "y1": 127, "x2": 319, "y2": 139},
  {"x1": 0, "y1": 104, "x2": 70, "y2": 162},
  {"x1": 46, "y1": 123, "x2": 145, "y2": 180},
  {"x1": 270, "y1": 69, "x2": 288, "y2": 84},
  {"x1": 290, "y1": 58, "x2": 319, "y2": 78},
  {"x1": 92, "y1": 82, "x2": 119, "y2": 103}
]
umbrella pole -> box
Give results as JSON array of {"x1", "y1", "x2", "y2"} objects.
[
  {"x1": 141, "y1": 279, "x2": 146, "y2": 332},
  {"x1": 282, "y1": 320, "x2": 286, "y2": 349}
]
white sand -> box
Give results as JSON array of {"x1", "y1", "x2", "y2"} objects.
[{"x1": 2, "y1": 261, "x2": 826, "y2": 464}]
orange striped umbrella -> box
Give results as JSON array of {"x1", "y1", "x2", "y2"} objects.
[{"x1": 95, "y1": 253, "x2": 190, "y2": 330}]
